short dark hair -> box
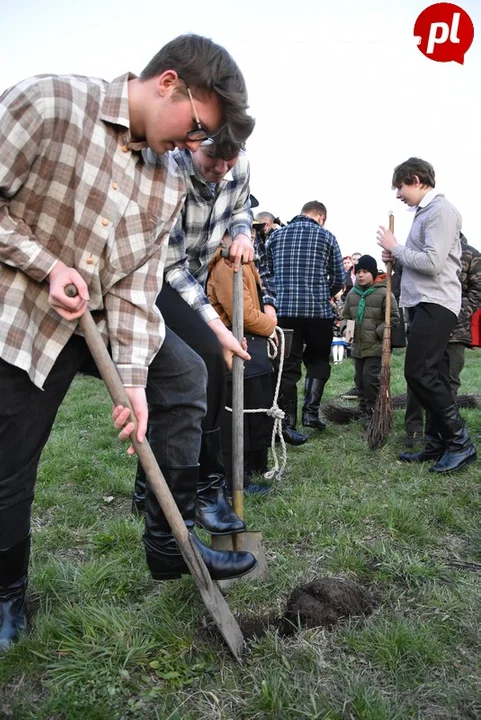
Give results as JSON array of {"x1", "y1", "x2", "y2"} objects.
[
  {"x1": 392, "y1": 157, "x2": 435, "y2": 189},
  {"x1": 207, "y1": 128, "x2": 244, "y2": 161},
  {"x1": 301, "y1": 200, "x2": 327, "y2": 219},
  {"x1": 141, "y1": 34, "x2": 255, "y2": 144}
]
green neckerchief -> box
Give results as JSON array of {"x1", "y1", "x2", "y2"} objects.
[{"x1": 352, "y1": 285, "x2": 378, "y2": 324}]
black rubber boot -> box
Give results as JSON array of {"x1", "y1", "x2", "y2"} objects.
[
  {"x1": 429, "y1": 404, "x2": 476, "y2": 473},
  {"x1": 280, "y1": 397, "x2": 308, "y2": 446},
  {"x1": 0, "y1": 535, "x2": 30, "y2": 653},
  {"x1": 195, "y1": 429, "x2": 245, "y2": 535},
  {"x1": 399, "y1": 412, "x2": 446, "y2": 462},
  {"x1": 143, "y1": 466, "x2": 256, "y2": 581},
  {"x1": 131, "y1": 463, "x2": 147, "y2": 516},
  {"x1": 399, "y1": 435, "x2": 446, "y2": 462},
  {"x1": 302, "y1": 378, "x2": 327, "y2": 430}
]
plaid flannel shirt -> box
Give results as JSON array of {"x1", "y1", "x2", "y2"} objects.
[
  {"x1": 0, "y1": 73, "x2": 185, "y2": 389},
  {"x1": 266, "y1": 215, "x2": 344, "y2": 318},
  {"x1": 162, "y1": 149, "x2": 257, "y2": 323}
]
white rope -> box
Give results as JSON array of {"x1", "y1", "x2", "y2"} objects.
[{"x1": 225, "y1": 326, "x2": 288, "y2": 481}]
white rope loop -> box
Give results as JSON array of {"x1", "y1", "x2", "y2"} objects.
[{"x1": 225, "y1": 326, "x2": 289, "y2": 481}]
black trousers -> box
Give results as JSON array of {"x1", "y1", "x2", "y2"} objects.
[
  {"x1": 354, "y1": 356, "x2": 382, "y2": 411},
  {"x1": 404, "y1": 303, "x2": 457, "y2": 418},
  {"x1": 0, "y1": 329, "x2": 207, "y2": 550},
  {"x1": 447, "y1": 342, "x2": 466, "y2": 397},
  {"x1": 157, "y1": 284, "x2": 226, "y2": 431},
  {"x1": 404, "y1": 341, "x2": 466, "y2": 434},
  {"x1": 221, "y1": 372, "x2": 274, "y2": 483},
  {"x1": 278, "y1": 317, "x2": 333, "y2": 403}
]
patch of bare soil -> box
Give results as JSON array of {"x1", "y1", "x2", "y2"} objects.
[{"x1": 237, "y1": 577, "x2": 376, "y2": 641}]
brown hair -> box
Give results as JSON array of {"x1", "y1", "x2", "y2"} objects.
[
  {"x1": 207, "y1": 128, "x2": 245, "y2": 161},
  {"x1": 141, "y1": 34, "x2": 255, "y2": 144},
  {"x1": 392, "y1": 157, "x2": 435, "y2": 189},
  {"x1": 301, "y1": 200, "x2": 327, "y2": 219}
]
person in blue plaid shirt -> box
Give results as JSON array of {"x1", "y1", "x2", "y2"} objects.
[
  {"x1": 133, "y1": 134, "x2": 277, "y2": 535},
  {"x1": 267, "y1": 201, "x2": 344, "y2": 444}
]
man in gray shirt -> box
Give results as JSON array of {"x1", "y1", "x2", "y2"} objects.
[{"x1": 377, "y1": 157, "x2": 476, "y2": 473}]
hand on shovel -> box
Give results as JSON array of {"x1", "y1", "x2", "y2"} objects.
[
  {"x1": 222, "y1": 233, "x2": 253, "y2": 271},
  {"x1": 62, "y1": 283, "x2": 146, "y2": 456},
  {"x1": 111, "y1": 387, "x2": 147, "y2": 456}
]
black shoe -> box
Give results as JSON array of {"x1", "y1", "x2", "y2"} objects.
[
  {"x1": 399, "y1": 434, "x2": 446, "y2": 462},
  {"x1": 0, "y1": 536, "x2": 30, "y2": 653},
  {"x1": 429, "y1": 427, "x2": 477, "y2": 473},
  {"x1": 302, "y1": 378, "x2": 327, "y2": 430},
  {"x1": 302, "y1": 412, "x2": 327, "y2": 430},
  {"x1": 0, "y1": 581, "x2": 27, "y2": 652},
  {"x1": 282, "y1": 424, "x2": 308, "y2": 445},
  {"x1": 145, "y1": 532, "x2": 257, "y2": 581},
  {"x1": 428, "y1": 404, "x2": 477, "y2": 473},
  {"x1": 196, "y1": 475, "x2": 246, "y2": 535},
  {"x1": 196, "y1": 429, "x2": 246, "y2": 535}
]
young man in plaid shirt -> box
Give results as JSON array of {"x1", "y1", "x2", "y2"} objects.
[
  {"x1": 0, "y1": 34, "x2": 257, "y2": 652},
  {"x1": 132, "y1": 134, "x2": 277, "y2": 531}
]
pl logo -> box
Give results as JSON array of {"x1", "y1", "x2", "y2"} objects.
[{"x1": 414, "y1": 2, "x2": 474, "y2": 64}]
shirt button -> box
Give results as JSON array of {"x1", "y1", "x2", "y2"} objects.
[
  {"x1": 121, "y1": 145, "x2": 129, "y2": 153},
  {"x1": 112, "y1": 182, "x2": 119, "y2": 190},
  {"x1": 87, "y1": 257, "x2": 94, "y2": 265},
  {"x1": 102, "y1": 218, "x2": 109, "y2": 226}
]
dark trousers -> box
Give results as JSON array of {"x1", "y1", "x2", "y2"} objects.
[
  {"x1": 354, "y1": 356, "x2": 382, "y2": 411},
  {"x1": 157, "y1": 284, "x2": 226, "y2": 431},
  {"x1": 278, "y1": 317, "x2": 333, "y2": 404},
  {"x1": 0, "y1": 329, "x2": 207, "y2": 549},
  {"x1": 221, "y1": 372, "x2": 274, "y2": 484},
  {"x1": 447, "y1": 342, "x2": 466, "y2": 397},
  {"x1": 404, "y1": 341, "x2": 466, "y2": 434},
  {"x1": 404, "y1": 387, "x2": 425, "y2": 434},
  {"x1": 404, "y1": 303, "x2": 457, "y2": 419}
]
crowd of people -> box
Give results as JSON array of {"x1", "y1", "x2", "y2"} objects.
[{"x1": 0, "y1": 33, "x2": 478, "y2": 653}]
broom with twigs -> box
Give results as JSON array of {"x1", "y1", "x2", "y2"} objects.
[
  {"x1": 366, "y1": 212, "x2": 395, "y2": 450},
  {"x1": 321, "y1": 392, "x2": 481, "y2": 426}
]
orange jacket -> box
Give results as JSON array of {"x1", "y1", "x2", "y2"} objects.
[{"x1": 207, "y1": 250, "x2": 277, "y2": 337}]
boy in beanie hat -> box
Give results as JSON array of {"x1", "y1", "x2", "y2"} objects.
[{"x1": 342, "y1": 255, "x2": 399, "y2": 418}]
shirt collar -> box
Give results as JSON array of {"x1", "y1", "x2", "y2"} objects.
[
  {"x1": 292, "y1": 214, "x2": 319, "y2": 226},
  {"x1": 100, "y1": 72, "x2": 148, "y2": 151},
  {"x1": 418, "y1": 187, "x2": 440, "y2": 209}
]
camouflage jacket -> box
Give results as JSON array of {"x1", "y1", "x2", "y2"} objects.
[{"x1": 450, "y1": 238, "x2": 481, "y2": 345}]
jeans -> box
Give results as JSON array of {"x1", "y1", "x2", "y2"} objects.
[{"x1": 0, "y1": 329, "x2": 207, "y2": 549}]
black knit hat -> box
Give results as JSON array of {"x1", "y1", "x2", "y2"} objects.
[{"x1": 356, "y1": 254, "x2": 378, "y2": 279}]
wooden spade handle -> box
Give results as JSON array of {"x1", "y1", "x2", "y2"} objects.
[
  {"x1": 231, "y1": 265, "x2": 245, "y2": 523},
  {"x1": 219, "y1": 247, "x2": 245, "y2": 521}
]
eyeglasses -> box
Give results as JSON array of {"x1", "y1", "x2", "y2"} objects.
[
  {"x1": 184, "y1": 86, "x2": 212, "y2": 142},
  {"x1": 175, "y1": 75, "x2": 213, "y2": 144}
]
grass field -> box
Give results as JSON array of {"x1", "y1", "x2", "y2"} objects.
[{"x1": 1, "y1": 349, "x2": 480, "y2": 719}]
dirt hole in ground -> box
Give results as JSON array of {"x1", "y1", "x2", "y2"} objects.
[{"x1": 237, "y1": 577, "x2": 376, "y2": 641}]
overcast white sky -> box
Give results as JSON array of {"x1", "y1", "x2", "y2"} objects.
[{"x1": 2, "y1": 0, "x2": 480, "y2": 261}]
